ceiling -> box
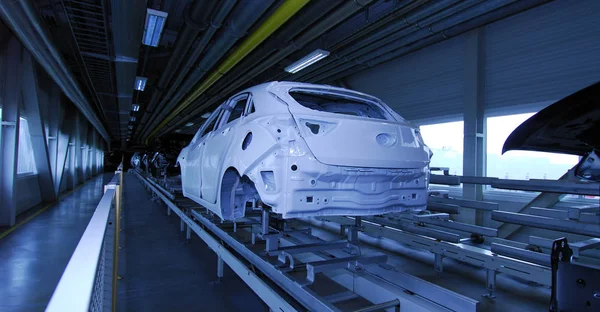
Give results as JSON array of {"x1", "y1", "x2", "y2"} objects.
[{"x1": 31, "y1": 0, "x2": 551, "y2": 149}]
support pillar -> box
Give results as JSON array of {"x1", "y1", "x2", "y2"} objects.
[
  {"x1": 462, "y1": 28, "x2": 486, "y2": 225},
  {"x1": 434, "y1": 254, "x2": 444, "y2": 273},
  {"x1": 0, "y1": 38, "x2": 22, "y2": 227},
  {"x1": 217, "y1": 256, "x2": 224, "y2": 281},
  {"x1": 483, "y1": 269, "x2": 496, "y2": 299},
  {"x1": 347, "y1": 216, "x2": 362, "y2": 242},
  {"x1": 21, "y1": 53, "x2": 56, "y2": 201}
]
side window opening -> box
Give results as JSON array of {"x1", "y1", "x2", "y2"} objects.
[
  {"x1": 246, "y1": 98, "x2": 255, "y2": 115},
  {"x1": 200, "y1": 116, "x2": 218, "y2": 137},
  {"x1": 193, "y1": 108, "x2": 221, "y2": 142},
  {"x1": 226, "y1": 99, "x2": 247, "y2": 124}
]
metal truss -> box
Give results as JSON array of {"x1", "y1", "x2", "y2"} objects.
[{"x1": 0, "y1": 36, "x2": 105, "y2": 227}]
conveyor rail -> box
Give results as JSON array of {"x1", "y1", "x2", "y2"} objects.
[
  {"x1": 132, "y1": 170, "x2": 479, "y2": 312},
  {"x1": 430, "y1": 174, "x2": 600, "y2": 196}
]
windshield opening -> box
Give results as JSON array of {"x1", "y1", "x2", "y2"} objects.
[{"x1": 289, "y1": 90, "x2": 390, "y2": 120}]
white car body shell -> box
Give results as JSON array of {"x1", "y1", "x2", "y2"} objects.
[{"x1": 177, "y1": 81, "x2": 431, "y2": 220}]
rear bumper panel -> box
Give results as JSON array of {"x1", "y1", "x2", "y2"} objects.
[{"x1": 258, "y1": 150, "x2": 428, "y2": 218}]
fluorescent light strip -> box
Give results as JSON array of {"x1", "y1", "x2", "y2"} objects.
[
  {"x1": 130, "y1": 117, "x2": 136, "y2": 122},
  {"x1": 134, "y1": 77, "x2": 147, "y2": 91},
  {"x1": 132, "y1": 104, "x2": 140, "y2": 112},
  {"x1": 142, "y1": 9, "x2": 168, "y2": 47},
  {"x1": 285, "y1": 49, "x2": 330, "y2": 74},
  {"x1": 286, "y1": 54, "x2": 325, "y2": 73}
]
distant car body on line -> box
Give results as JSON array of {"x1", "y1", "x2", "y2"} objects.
[{"x1": 177, "y1": 82, "x2": 432, "y2": 220}]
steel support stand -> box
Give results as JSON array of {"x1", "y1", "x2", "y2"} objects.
[
  {"x1": 186, "y1": 225, "x2": 191, "y2": 241},
  {"x1": 347, "y1": 217, "x2": 361, "y2": 242},
  {"x1": 261, "y1": 209, "x2": 270, "y2": 236},
  {"x1": 217, "y1": 256, "x2": 224, "y2": 281},
  {"x1": 180, "y1": 219, "x2": 185, "y2": 232},
  {"x1": 261, "y1": 209, "x2": 279, "y2": 252},
  {"x1": 434, "y1": 254, "x2": 444, "y2": 273},
  {"x1": 483, "y1": 269, "x2": 496, "y2": 299}
]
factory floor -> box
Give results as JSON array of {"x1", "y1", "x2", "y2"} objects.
[
  {"x1": 0, "y1": 172, "x2": 265, "y2": 312},
  {"x1": 117, "y1": 172, "x2": 266, "y2": 311},
  {"x1": 0, "y1": 168, "x2": 549, "y2": 312},
  {"x1": 0, "y1": 173, "x2": 110, "y2": 312}
]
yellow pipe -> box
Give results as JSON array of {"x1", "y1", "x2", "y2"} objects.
[{"x1": 146, "y1": 0, "x2": 311, "y2": 144}]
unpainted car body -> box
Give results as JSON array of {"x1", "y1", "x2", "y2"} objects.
[
  {"x1": 177, "y1": 82, "x2": 431, "y2": 220},
  {"x1": 130, "y1": 152, "x2": 141, "y2": 169}
]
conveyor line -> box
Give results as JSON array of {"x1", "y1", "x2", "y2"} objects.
[{"x1": 132, "y1": 170, "x2": 480, "y2": 312}]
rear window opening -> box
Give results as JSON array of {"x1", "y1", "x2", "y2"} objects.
[{"x1": 289, "y1": 90, "x2": 390, "y2": 120}]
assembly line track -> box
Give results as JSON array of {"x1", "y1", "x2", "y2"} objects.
[{"x1": 132, "y1": 170, "x2": 479, "y2": 312}]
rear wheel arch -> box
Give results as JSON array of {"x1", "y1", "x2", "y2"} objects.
[{"x1": 219, "y1": 167, "x2": 263, "y2": 220}]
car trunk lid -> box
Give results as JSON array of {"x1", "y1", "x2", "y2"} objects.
[{"x1": 275, "y1": 87, "x2": 430, "y2": 169}]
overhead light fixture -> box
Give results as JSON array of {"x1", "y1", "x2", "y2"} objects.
[
  {"x1": 174, "y1": 129, "x2": 181, "y2": 133},
  {"x1": 285, "y1": 49, "x2": 330, "y2": 74},
  {"x1": 185, "y1": 122, "x2": 194, "y2": 127},
  {"x1": 201, "y1": 112, "x2": 211, "y2": 118},
  {"x1": 128, "y1": 125, "x2": 133, "y2": 129},
  {"x1": 134, "y1": 77, "x2": 147, "y2": 91},
  {"x1": 132, "y1": 104, "x2": 140, "y2": 111},
  {"x1": 130, "y1": 116, "x2": 136, "y2": 122},
  {"x1": 142, "y1": 9, "x2": 168, "y2": 47}
]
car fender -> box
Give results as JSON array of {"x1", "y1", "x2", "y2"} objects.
[{"x1": 217, "y1": 115, "x2": 295, "y2": 210}]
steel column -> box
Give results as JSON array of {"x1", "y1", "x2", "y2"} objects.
[
  {"x1": 217, "y1": 256, "x2": 224, "y2": 281},
  {"x1": 0, "y1": 37, "x2": 22, "y2": 226},
  {"x1": 462, "y1": 28, "x2": 486, "y2": 225},
  {"x1": 80, "y1": 120, "x2": 89, "y2": 181},
  {"x1": 21, "y1": 53, "x2": 56, "y2": 201},
  {"x1": 57, "y1": 107, "x2": 75, "y2": 192},
  {"x1": 46, "y1": 76, "x2": 61, "y2": 192}
]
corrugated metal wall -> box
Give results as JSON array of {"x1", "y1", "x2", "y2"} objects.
[
  {"x1": 346, "y1": 35, "x2": 465, "y2": 122},
  {"x1": 484, "y1": 0, "x2": 600, "y2": 110},
  {"x1": 345, "y1": 0, "x2": 600, "y2": 122}
]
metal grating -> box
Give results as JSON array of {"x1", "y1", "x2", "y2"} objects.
[
  {"x1": 89, "y1": 241, "x2": 106, "y2": 312},
  {"x1": 62, "y1": 0, "x2": 115, "y2": 95}
]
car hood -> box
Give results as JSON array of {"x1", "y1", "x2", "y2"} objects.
[{"x1": 502, "y1": 81, "x2": 600, "y2": 156}]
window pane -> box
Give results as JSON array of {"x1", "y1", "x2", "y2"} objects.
[
  {"x1": 226, "y1": 99, "x2": 246, "y2": 124},
  {"x1": 18, "y1": 118, "x2": 38, "y2": 174},
  {"x1": 199, "y1": 111, "x2": 219, "y2": 138},
  {"x1": 486, "y1": 113, "x2": 579, "y2": 180},
  {"x1": 82, "y1": 146, "x2": 88, "y2": 172},
  {"x1": 246, "y1": 99, "x2": 255, "y2": 115},
  {"x1": 419, "y1": 121, "x2": 464, "y2": 175}
]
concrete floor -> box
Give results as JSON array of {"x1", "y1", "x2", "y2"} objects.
[
  {"x1": 117, "y1": 173, "x2": 266, "y2": 312},
  {"x1": 0, "y1": 174, "x2": 109, "y2": 312},
  {"x1": 0, "y1": 172, "x2": 266, "y2": 312}
]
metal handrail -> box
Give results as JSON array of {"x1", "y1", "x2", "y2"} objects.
[{"x1": 46, "y1": 167, "x2": 123, "y2": 312}]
